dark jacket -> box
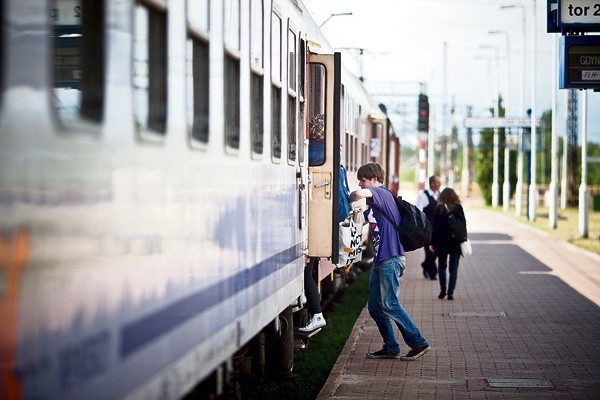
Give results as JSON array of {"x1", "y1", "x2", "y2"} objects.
[{"x1": 430, "y1": 203, "x2": 465, "y2": 253}]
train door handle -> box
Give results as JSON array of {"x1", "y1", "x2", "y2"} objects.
[{"x1": 313, "y1": 180, "x2": 330, "y2": 188}]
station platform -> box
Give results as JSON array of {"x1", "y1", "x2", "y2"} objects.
[{"x1": 318, "y1": 207, "x2": 600, "y2": 399}]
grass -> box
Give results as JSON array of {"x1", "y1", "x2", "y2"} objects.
[
  {"x1": 252, "y1": 268, "x2": 371, "y2": 400},
  {"x1": 485, "y1": 204, "x2": 600, "y2": 255}
]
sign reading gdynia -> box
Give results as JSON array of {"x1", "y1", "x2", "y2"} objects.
[
  {"x1": 559, "y1": 35, "x2": 600, "y2": 88},
  {"x1": 559, "y1": 0, "x2": 600, "y2": 26}
]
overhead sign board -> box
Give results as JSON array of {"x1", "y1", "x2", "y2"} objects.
[
  {"x1": 558, "y1": 0, "x2": 600, "y2": 29},
  {"x1": 464, "y1": 117, "x2": 540, "y2": 129},
  {"x1": 559, "y1": 35, "x2": 600, "y2": 89}
]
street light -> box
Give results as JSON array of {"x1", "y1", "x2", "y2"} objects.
[
  {"x1": 319, "y1": 12, "x2": 352, "y2": 28},
  {"x1": 489, "y1": 29, "x2": 512, "y2": 212},
  {"x1": 480, "y1": 44, "x2": 501, "y2": 208},
  {"x1": 501, "y1": 4, "x2": 526, "y2": 218},
  {"x1": 528, "y1": 0, "x2": 538, "y2": 222}
]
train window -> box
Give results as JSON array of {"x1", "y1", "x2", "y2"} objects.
[
  {"x1": 133, "y1": 3, "x2": 167, "y2": 135},
  {"x1": 271, "y1": 12, "x2": 282, "y2": 160},
  {"x1": 287, "y1": 96, "x2": 296, "y2": 162},
  {"x1": 251, "y1": 74, "x2": 264, "y2": 155},
  {"x1": 224, "y1": 55, "x2": 240, "y2": 149},
  {"x1": 298, "y1": 39, "x2": 305, "y2": 98},
  {"x1": 308, "y1": 64, "x2": 326, "y2": 166},
  {"x1": 224, "y1": 0, "x2": 240, "y2": 51},
  {"x1": 271, "y1": 85, "x2": 281, "y2": 159},
  {"x1": 288, "y1": 29, "x2": 296, "y2": 92},
  {"x1": 298, "y1": 38, "x2": 306, "y2": 165},
  {"x1": 271, "y1": 13, "x2": 281, "y2": 83},
  {"x1": 51, "y1": 0, "x2": 105, "y2": 125},
  {"x1": 188, "y1": 0, "x2": 209, "y2": 34},
  {"x1": 250, "y1": 0, "x2": 264, "y2": 155},
  {"x1": 224, "y1": 0, "x2": 240, "y2": 149},
  {"x1": 250, "y1": 0, "x2": 263, "y2": 69},
  {"x1": 186, "y1": 36, "x2": 209, "y2": 145}
]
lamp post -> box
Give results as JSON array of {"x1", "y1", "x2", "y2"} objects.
[
  {"x1": 528, "y1": 0, "x2": 538, "y2": 221},
  {"x1": 489, "y1": 30, "x2": 511, "y2": 212},
  {"x1": 480, "y1": 44, "x2": 500, "y2": 208},
  {"x1": 319, "y1": 12, "x2": 352, "y2": 28},
  {"x1": 500, "y1": 4, "x2": 526, "y2": 217}
]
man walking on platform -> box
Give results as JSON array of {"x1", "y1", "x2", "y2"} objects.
[
  {"x1": 349, "y1": 163, "x2": 431, "y2": 361},
  {"x1": 416, "y1": 175, "x2": 441, "y2": 280}
]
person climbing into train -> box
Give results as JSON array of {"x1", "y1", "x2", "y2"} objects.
[
  {"x1": 299, "y1": 144, "x2": 352, "y2": 332},
  {"x1": 416, "y1": 175, "x2": 441, "y2": 280},
  {"x1": 349, "y1": 162, "x2": 431, "y2": 360}
]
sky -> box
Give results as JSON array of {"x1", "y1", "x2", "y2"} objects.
[{"x1": 302, "y1": 0, "x2": 600, "y2": 145}]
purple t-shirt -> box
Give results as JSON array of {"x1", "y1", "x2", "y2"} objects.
[{"x1": 364, "y1": 186, "x2": 404, "y2": 264}]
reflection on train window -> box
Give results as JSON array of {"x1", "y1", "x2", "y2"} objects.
[
  {"x1": 51, "y1": 0, "x2": 104, "y2": 124},
  {"x1": 308, "y1": 64, "x2": 326, "y2": 166},
  {"x1": 186, "y1": 37, "x2": 209, "y2": 145},
  {"x1": 133, "y1": 3, "x2": 167, "y2": 135},
  {"x1": 250, "y1": 0, "x2": 264, "y2": 155},
  {"x1": 272, "y1": 86, "x2": 281, "y2": 159}
]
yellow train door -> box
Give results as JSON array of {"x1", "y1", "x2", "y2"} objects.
[{"x1": 306, "y1": 53, "x2": 341, "y2": 263}]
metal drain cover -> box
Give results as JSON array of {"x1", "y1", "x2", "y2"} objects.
[
  {"x1": 448, "y1": 311, "x2": 507, "y2": 317},
  {"x1": 486, "y1": 378, "x2": 554, "y2": 388}
]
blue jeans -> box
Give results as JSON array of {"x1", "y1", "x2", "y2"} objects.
[
  {"x1": 368, "y1": 256, "x2": 429, "y2": 355},
  {"x1": 438, "y1": 250, "x2": 461, "y2": 295}
]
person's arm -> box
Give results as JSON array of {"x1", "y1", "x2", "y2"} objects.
[{"x1": 349, "y1": 188, "x2": 372, "y2": 203}]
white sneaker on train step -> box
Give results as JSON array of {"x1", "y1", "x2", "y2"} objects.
[{"x1": 298, "y1": 313, "x2": 326, "y2": 332}]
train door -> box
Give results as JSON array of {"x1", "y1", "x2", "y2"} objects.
[{"x1": 306, "y1": 53, "x2": 341, "y2": 264}]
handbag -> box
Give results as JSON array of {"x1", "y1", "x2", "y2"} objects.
[
  {"x1": 338, "y1": 210, "x2": 364, "y2": 268},
  {"x1": 460, "y1": 239, "x2": 472, "y2": 257}
]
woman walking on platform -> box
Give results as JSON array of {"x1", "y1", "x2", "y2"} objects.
[{"x1": 430, "y1": 188, "x2": 467, "y2": 300}]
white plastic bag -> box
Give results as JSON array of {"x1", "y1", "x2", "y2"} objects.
[
  {"x1": 460, "y1": 239, "x2": 472, "y2": 257},
  {"x1": 338, "y1": 210, "x2": 364, "y2": 268}
]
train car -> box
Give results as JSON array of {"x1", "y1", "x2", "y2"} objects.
[{"x1": 0, "y1": 1, "x2": 400, "y2": 399}]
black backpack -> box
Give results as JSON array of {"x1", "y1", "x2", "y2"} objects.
[
  {"x1": 447, "y1": 209, "x2": 467, "y2": 245},
  {"x1": 422, "y1": 191, "x2": 436, "y2": 222},
  {"x1": 371, "y1": 189, "x2": 432, "y2": 252}
]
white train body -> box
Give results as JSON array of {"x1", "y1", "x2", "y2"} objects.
[{"x1": 0, "y1": 1, "x2": 398, "y2": 399}]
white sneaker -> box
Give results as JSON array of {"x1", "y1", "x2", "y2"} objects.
[{"x1": 298, "y1": 313, "x2": 326, "y2": 332}]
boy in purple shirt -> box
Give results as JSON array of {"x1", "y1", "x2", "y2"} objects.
[{"x1": 349, "y1": 163, "x2": 430, "y2": 360}]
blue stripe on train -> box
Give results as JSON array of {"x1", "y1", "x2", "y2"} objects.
[{"x1": 119, "y1": 243, "x2": 302, "y2": 358}]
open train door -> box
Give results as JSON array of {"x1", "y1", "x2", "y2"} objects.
[{"x1": 307, "y1": 52, "x2": 341, "y2": 264}]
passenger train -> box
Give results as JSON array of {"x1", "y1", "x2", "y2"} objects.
[{"x1": 0, "y1": 0, "x2": 400, "y2": 399}]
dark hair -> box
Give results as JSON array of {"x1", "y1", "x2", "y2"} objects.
[
  {"x1": 357, "y1": 163, "x2": 385, "y2": 183},
  {"x1": 437, "y1": 187, "x2": 461, "y2": 212},
  {"x1": 428, "y1": 175, "x2": 438, "y2": 185}
]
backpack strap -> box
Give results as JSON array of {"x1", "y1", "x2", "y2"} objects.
[{"x1": 370, "y1": 203, "x2": 401, "y2": 231}]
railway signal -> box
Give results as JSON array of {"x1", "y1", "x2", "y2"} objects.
[{"x1": 417, "y1": 94, "x2": 429, "y2": 132}]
